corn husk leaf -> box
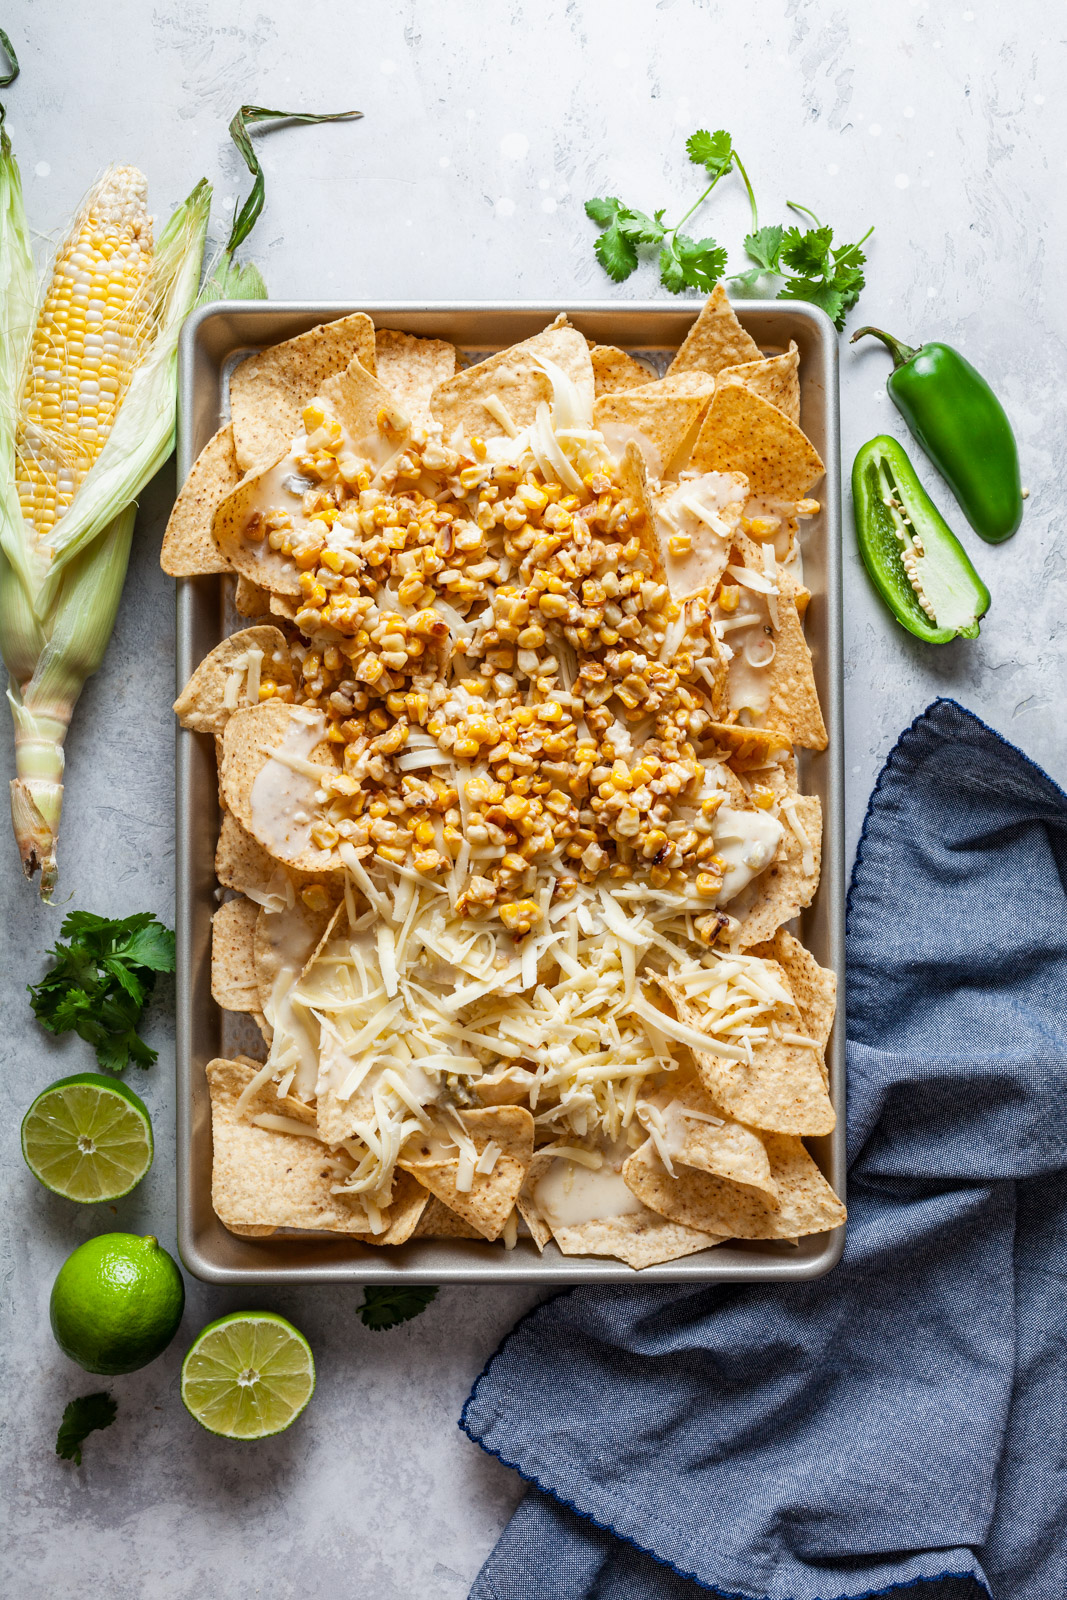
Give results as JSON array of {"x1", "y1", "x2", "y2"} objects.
[{"x1": 0, "y1": 154, "x2": 210, "y2": 893}]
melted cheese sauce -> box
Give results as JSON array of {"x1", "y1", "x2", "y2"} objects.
[
  {"x1": 717, "y1": 592, "x2": 775, "y2": 714},
  {"x1": 599, "y1": 421, "x2": 664, "y2": 479},
  {"x1": 657, "y1": 473, "x2": 749, "y2": 600},
  {"x1": 534, "y1": 1154, "x2": 645, "y2": 1227},
  {"x1": 259, "y1": 903, "x2": 327, "y2": 1098},
  {"x1": 249, "y1": 710, "x2": 328, "y2": 862},
  {"x1": 713, "y1": 806, "x2": 784, "y2": 905}
]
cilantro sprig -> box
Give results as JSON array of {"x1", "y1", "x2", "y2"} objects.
[
  {"x1": 585, "y1": 130, "x2": 872, "y2": 327},
  {"x1": 29, "y1": 911, "x2": 176, "y2": 1073},
  {"x1": 733, "y1": 203, "x2": 873, "y2": 329},
  {"x1": 358, "y1": 1285, "x2": 438, "y2": 1331},
  {"x1": 585, "y1": 128, "x2": 740, "y2": 294},
  {"x1": 56, "y1": 1393, "x2": 117, "y2": 1464}
]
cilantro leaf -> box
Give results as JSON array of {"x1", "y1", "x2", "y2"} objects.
[
  {"x1": 774, "y1": 217, "x2": 873, "y2": 329},
  {"x1": 619, "y1": 209, "x2": 666, "y2": 245},
  {"x1": 29, "y1": 911, "x2": 175, "y2": 1073},
  {"x1": 594, "y1": 221, "x2": 639, "y2": 282},
  {"x1": 660, "y1": 234, "x2": 728, "y2": 295},
  {"x1": 584, "y1": 195, "x2": 620, "y2": 227},
  {"x1": 779, "y1": 224, "x2": 834, "y2": 276},
  {"x1": 56, "y1": 1393, "x2": 117, "y2": 1464},
  {"x1": 586, "y1": 197, "x2": 665, "y2": 283},
  {"x1": 117, "y1": 921, "x2": 178, "y2": 973},
  {"x1": 658, "y1": 242, "x2": 685, "y2": 295},
  {"x1": 728, "y1": 267, "x2": 767, "y2": 292},
  {"x1": 742, "y1": 224, "x2": 785, "y2": 273},
  {"x1": 686, "y1": 128, "x2": 734, "y2": 181},
  {"x1": 358, "y1": 1285, "x2": 438, "y2": 1331},
  {"x1": 778, "y1": 273, "x2": 846, "y2": 326}
]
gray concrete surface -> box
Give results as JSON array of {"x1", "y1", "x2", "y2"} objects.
[{"x1": 1, "y1": 2, "x2": 1063, "y2": 1595}]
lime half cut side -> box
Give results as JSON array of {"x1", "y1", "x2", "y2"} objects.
[
  {"x1": 181, "y1": 1312, "x2": 316, "y2": 1440},
  {"x1": 22, "y1": 1074, "x2": 153, "y2": 1202}
]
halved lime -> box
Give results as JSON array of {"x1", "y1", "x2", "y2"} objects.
[
  {"x1": 181, "y1": 1312, "x2": 315, "y2": 1439},
  {"x1": 22, "y1": 1074, "x2": 153, "y2": 1202}
]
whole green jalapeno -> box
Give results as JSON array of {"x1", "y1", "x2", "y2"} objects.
[{"x1": 851, "y1": 325, "x2": 1022, "y2": 543}]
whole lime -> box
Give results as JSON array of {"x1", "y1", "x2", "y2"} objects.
[{"x1": 49, "y1": 1233, "x2": 185, "y2": 1375}]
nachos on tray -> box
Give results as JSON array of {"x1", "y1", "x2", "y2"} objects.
[{"x1": 165, "y1": 286, "x2": 844, "y2": 1268}]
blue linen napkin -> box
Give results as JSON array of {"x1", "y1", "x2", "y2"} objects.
[{"x1": 461, "y1": 699, "x2": 1067, "y2": 1600}]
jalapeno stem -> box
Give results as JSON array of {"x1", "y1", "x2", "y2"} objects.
[{"x1": 850, "y1": 325, "x2": 920, "y2": 368}]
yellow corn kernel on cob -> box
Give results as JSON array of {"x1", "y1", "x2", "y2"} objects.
[{"x1": 15, "y1": 165, "x2": 153, "y2": 538}]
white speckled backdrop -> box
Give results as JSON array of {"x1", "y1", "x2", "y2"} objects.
[{"x1": 1, "y1": 2, "x2": 1063, "y2": 1595}]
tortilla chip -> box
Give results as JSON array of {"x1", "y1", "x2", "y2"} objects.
[
  {"x1": 220, "y1": 701, "x2": 343, "y2": 874},
  {"x1": 254, "y1": 894, "x2": 342, "y2": 1014},
  {"x1": 234, "y1": 574, "x2": 271, "y2": 617},
  {"x1": 211, "y1": 462, "x2": 303, "y2": 597},
  {"x1": 430, "y1": 319, "x2": 594, "y2": 447},
  {"x1": 161, "y1": 422, "x2": 239, "y2": 577},
  {"x1": 717, "y1": 342, "x2": 800, "y2": 426},
  {"x1": 514, "y1": 1151, "x2": 556, "y2": 1250},
  {"x1": 761, "y1": 1133, "x2": 846, "y2": 1235},
  {"x1": 763, "y1": 571, "x2": 828, "y2": 750},
  {"x1": 774, "y1": 928, "x2": 837, "y2": 1052},
  {"x1": 412, "y1": 1196, "x2": 484, "y2": 1239},
  {"x1": 375, "y1": 329, "x2": 457, "y2": 428},
  {"x1": 657, "y1": 1081, "x2": 778, "y2": 1198},
  {"x1": 473, "y1": 1066, "x2": 537, "y2": 1107},
  {"x1": 624, "y1": 1132, "x2": 842, "y2": 1240},
  {"x1": 750, "y1": 929, "x2": 836, "y2": 1081},
  {"x1": 550, "y1": 1210, "x2": 724, "y2": 1269},
  {"x1": 217, "y1": 812, "x2": 286, "y2": 901},
  {"x1": 355, "y1": 1170, "x2": 431, "y2": 1246},
  {"x1": 615, "y1": 442, "x2": 665, "y2": 582},
  {"x1": 319, "y1": 357, "x2": 413, "y2": 468},
  {"x1": 400, "y1": 1106, "x2": 534, "y2": 1241},
  {"x1": 709, "y1": 723, "x2": 793, "y2": 767},
  {"x1": 667, "y1": 284, "x2": 762, "y2": 379},
  {"x1": 590, "y1": 343, "x2": 657, "y2": 396},
  {"x1": 216, "y1": 813, "x2": 336, "y2": 910},
  {"x1": 690, "y1": 382, "x2": 824, "y2": 500},
  {"x1": 207, "y1": 1056, "x2": 391, "y2": 1235},
  {"x1": 517, "y1": 1148, "x2": 722, "y2": 1266},
  {"x1": 659, "y1": 970, "x2": 834, "y2": 1136},
  {"x1": 625, "y1": 1139, "x2": 774, "y2": 1239},
  {"x1": 211, "y1": 897, "x2": 260, "y2": 1013},
  {"x1": 173, "y1": 626, "x2": 293, "y2": 736},
  {"x1": 720, "y1": 533, "x2": 826, "y2": 751},
  {"x1": 735, "y1": 792, "x2": 823, "y2": 948},
  {"x1": 595, "y1": 389, "x2": 710, "y2": 479},
  {"x1": 229, "y1": 313, "x2": 376, "y2": 472},
  {"x1": 653, "y1": 471, "x2": 747, "y2": 598},
  {"x1": 637, "y1": 371, "x2": 718, "y2": 401}
]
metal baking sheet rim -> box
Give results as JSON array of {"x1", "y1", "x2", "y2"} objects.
[{"x1": 175, "y1": 299, "x2": 845, "y2": 1286}]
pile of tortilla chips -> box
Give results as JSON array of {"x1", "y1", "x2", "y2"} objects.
[{"x1": 165, "y1": 285, "x2": 843, "y2": 1268}]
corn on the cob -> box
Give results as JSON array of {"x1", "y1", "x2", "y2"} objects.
[
  {"x1": 16, "y1": 166, "x2": 153, "y2": 537},
  {"x1": 0, "y1": 135, "x2": 209, "y2": 897}
]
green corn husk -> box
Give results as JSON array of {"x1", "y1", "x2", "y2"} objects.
[
  {"x1": 0, "y1": 137, "x2": 210, "y2": 896},
  {"x1": 0, "y1": 99, "x2": 360, "y2": 897}
]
